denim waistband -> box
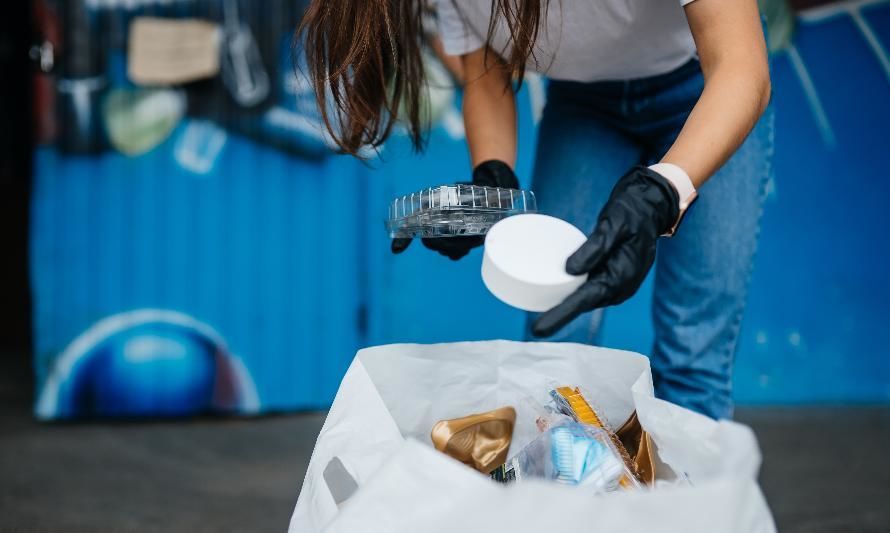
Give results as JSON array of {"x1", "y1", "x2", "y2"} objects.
[{"x1": 549, "y1": 58, "x2": 702, "y2": 98}]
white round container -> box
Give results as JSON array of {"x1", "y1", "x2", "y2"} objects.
[{"x1": 481, "y1": 214, "x2": 588, "y2": 312}]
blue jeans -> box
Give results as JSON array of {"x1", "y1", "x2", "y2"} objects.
[{"x1": 526, "y1": 59, "x2": 775, "y2": 419}]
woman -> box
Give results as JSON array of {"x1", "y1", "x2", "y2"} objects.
[{"x1": 299, "y1": 0, "x2": 773, "y2": 419}]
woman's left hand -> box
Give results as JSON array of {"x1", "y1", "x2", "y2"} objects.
[{"x1": 532, "y1": 166, "x2": 680, "y2": 337}]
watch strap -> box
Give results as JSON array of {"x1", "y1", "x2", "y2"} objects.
[{"x1": 648, "y1": 162, "x2": 698, "y2": 237}]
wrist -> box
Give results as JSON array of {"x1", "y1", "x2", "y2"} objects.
[
  {"x1": 648, "y1": 163, "x2": 697, "y2": 236},
  {"x1": 648, "y1": 163, "x2": 696, "y2": 210}
]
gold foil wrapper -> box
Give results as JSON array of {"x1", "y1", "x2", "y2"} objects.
[{"x1": 431, "y1": 406, "x2": 516, "y2": 474}]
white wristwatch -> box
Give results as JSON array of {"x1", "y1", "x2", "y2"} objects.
[{"x1": 649, "y1": 163, "x2": 698, "y2": 237}]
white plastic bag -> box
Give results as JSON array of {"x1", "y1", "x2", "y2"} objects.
[{"x1": 289, "y1": 341, "x2": 776, "y2": 533}]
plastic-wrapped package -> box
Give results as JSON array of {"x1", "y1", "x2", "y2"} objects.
[
  {"x1": 550, "y1": 386, "x2": 609, "y2": 429},
  {"x1": 493, "y1": 421, "x2": 639, "y2": 493},
  {"x1": 550, "y1": 385, "x2": 644, "y2": 488},
  {"x1": 550, "y1": 424, "x2": 628, "y2": 491}
]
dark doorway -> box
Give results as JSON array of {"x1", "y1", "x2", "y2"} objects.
[{"x1": 0, "y1": 1, "x2": 35, "y2": 404}]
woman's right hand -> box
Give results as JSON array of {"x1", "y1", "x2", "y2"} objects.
[
  {"x1": 391, "y1": 160, "x2": 519, "y2": 260},
  {"x1": 394, "y1": 46, "x2": 519, "y2": 260}
]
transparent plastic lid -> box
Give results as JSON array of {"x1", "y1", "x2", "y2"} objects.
[{"x1": 386, "y1": 184, "x2": 537, "y2": 238}]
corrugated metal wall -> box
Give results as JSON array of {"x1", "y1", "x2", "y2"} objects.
[
  {"x1": 31, "y1": 0, "x2": 890, "y2": 418},
  {"x1": 32, "y1": 0, "x2": 364, "y2": 417}
]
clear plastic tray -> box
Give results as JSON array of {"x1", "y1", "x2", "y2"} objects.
[{"x1": 387, "y1": 184, "x2": 537, "y2": 238}]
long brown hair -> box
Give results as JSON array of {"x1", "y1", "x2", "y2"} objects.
[{"x1": 297, "y1": 0, "x2": 547, "y2": 157}]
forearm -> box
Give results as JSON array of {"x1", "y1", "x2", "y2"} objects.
[
  {"x1": 661, "y1": 63, "x2": 770, "y2": 187},
  {"x1": 665, "y1": 0, "x2": 770, "y2": 187},
  {"x1": 460, "y1": 48, "x2": 517, "y2": 169}
]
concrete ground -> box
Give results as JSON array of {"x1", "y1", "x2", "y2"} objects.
[{"x1": 2, "y1": 364, "x2": 889, "y2": 532}]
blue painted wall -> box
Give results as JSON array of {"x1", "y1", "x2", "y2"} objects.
[
  {"x1": 32, "y1": 137, "x2": 365, "y2": 412},
  {"x1": 31, "y1": 1, "x2": 890, "y2": 417}
]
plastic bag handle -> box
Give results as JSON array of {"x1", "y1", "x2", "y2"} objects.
[{"x1": 323, "y1": 457, "x2": 359, "y2": 506}]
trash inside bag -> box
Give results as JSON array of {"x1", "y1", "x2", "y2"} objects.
[
  {"x1": 431, "y1": 406, "x2": 516, "y2": 474},
  {"x1": 496, "y1": 421, "x2": 637, "y2": 493},
  {"x1": 288, "y1": 341, "x2": 775, "y2": 533}
]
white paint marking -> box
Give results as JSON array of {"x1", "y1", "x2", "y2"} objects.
[
  {"x1": 440, "y1": 107, "x2": 466, "y2": 140},
  {"x1": 850, "y1": 8, "x2": 890, "y2": 82},
  {"x1": 799, "y1": 0, "x2": 888, "y2": 21},
  {"x1": 756, "y1": 331, "x2": 768, "y2": 345},
  {"x1": 786, "y1": 44, "x2": 837, "y2": 148}
]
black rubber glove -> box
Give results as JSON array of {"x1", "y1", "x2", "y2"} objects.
[
  {"x1": 532, "y1": 165, "x2": 681, "y2": 337},
  {"x1": 392, "y1": 160, "x2": 520, "y2": 260}
]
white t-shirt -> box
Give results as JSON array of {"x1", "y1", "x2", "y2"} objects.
[{"x1": 434, "y1": 0, "x2": 698, "y2": 82}]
